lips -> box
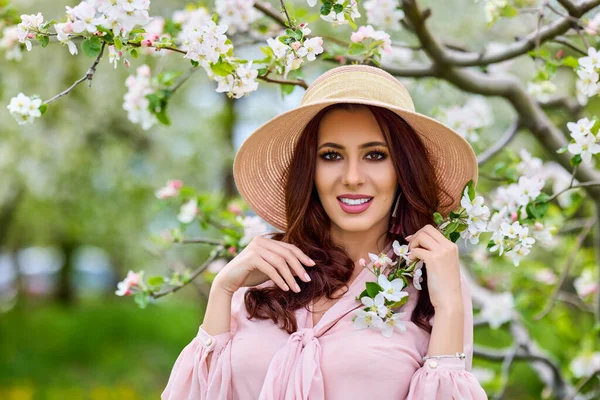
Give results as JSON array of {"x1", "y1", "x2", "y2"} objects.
[{"x1": 337, "y1": 196, "x2": 373, "y2": 214}]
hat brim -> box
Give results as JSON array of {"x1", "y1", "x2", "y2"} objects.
[{"x1": 233, "y1": 98, "x2": 479, "y2": 232}]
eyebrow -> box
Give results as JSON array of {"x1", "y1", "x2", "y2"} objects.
[{"x1": 317, "y1": 141, "x2": 388, "y2": 150}]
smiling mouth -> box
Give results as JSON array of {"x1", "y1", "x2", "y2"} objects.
[{"x1": 336, "y1": 196, "x2": 374, "y2": 214}]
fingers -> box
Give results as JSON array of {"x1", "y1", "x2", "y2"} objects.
[
  {"x1": 261, "y1": 240, "x2": 312, "y2": 283},
  {"x1": 276, "y1": 241, "x2": 316, "y2": 267},
  {"x1": 407, "y1": 231, "x2": 438, "y2": 251},
  {"x1": 260, "y1": 250, "x2": 302, "y2": 293},
  {"x1": 408, "y1": 247, "x2": 430, "y2": 263},
  {"x1": 253, "y1": 256, "x2": 292, "y2": 292}
]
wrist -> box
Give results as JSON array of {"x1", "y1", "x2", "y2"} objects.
[
  {"x1": 211, "y1": 278, "x2": 236, "y2": 297},
  {"x1": 434, "y1": 300, "x2": 463, "y2": 315}
]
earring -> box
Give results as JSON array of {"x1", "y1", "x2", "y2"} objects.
[{"x1": 391, "y1": 191, "x2": 402, "y2": 218}]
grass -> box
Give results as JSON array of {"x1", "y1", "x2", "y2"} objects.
[{"x1": 0, "y1": 295, "x2": 205, "y2": 400}]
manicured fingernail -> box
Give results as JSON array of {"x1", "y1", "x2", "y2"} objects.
[
  {"x1": 308, "y1": 259, "x2": 316, "y2": 265},
  {"x1": 283, "y1": 284, "x2": 290, "y2": 291},
  {"x1": 294, "y1": 283, "x2": 301, "y2": 292},
  {"x1": 304, "y1": 273, "x2": 311, "y2": 282}
]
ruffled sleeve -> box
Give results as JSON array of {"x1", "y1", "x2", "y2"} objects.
[
  {"x1": 161, "y1": 287, "x2": 246, "y2": 400},
  {"x1": 406, "y1": 274, "x2": 488, "y2": 399}
]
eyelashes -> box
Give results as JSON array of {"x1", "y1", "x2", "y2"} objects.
[{"x1": 318, "y1": 150, "x2": 389, "y2": 161}]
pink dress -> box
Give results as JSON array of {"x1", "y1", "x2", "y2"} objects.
[{"x1": 162, "y1": 261, "x2": 488, "y2": 399}]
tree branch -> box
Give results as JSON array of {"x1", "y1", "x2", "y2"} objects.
[
  {"x1": 398, "y1": 0, "x2": 600, "y2": 67},
  {"x1": 477, "y1": 120, "x2": 521, "y2": 165},
  {"x1": 258, "y1": 73, "x2": 308, "y2": 89},
  {"x1": 397, "y1": 0, "x2": 600, "y2": 201},
  {"x1": 44, "y1": 42, "x2": 106, "y2": 104}
]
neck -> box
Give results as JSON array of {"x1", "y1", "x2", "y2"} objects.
[{"x1": 329, "y1": 221, "x2": 391, "y2": 265}]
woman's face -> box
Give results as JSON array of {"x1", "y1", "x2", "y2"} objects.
[{"x1": 315, "y1": 107, "x2": 397, "y2": 235}]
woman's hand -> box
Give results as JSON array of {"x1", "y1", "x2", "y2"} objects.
[
  {"x1": 212, "y1": 236, "x2": 316, "y2": 296},
  {"x1": 405, "y1": 224, "x2": 463, "y2": 312}
]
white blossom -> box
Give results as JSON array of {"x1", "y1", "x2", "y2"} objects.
[
  {"x1": 6, "y1": 93, "x2": 43, "y2": 125},
  {"x1": 237, "y1": 215, "x2": 270, "y2": 246},
  {"x1": 177, "y1": 199, "x2": 198, "y2": 224},
  {"x1": 381, "y1": 312, "x2": 406, "y2": 337},
  {"x1": 570, "y1": 352, "x2": 600, "y2": 378},
  {"x1": 215, "y1": 0, "x2": 259, "y2": 34},
  {"x1": 361, "y1": 292, "x2": 388, "y2": 318},
  {"x1": 17, "y1": 13, "x2": 44, "y2": 51},
  {"x1": 352, "y1": 309, "x2": 384, "y2": 329},
  {"x1": 122, "y1": 64, "x2": 157, "y2": 130},
  {"x1": 363, "y1": 0, "x2": 405, "y2": 31},
  {"x1": 568, "y1": 132, "x2": 600, "y2": 165},
  {"x1": 378, "y1": 273, "x2": 409, "y2": 302},
  {"x1": 0, "y1": 25, "x2": 24, "y2": 61},
  {"x1": 480, "y1": 291, "x2": 514, "y2": 329},
  {"x1": 574, "y1": 269, "x2": 598, "y2": 299}
]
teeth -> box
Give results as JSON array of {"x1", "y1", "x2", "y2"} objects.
[{"x1": 339, "y1": 197, "x2": 372, "y2": 205}]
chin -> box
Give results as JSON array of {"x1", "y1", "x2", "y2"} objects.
[{"x1": 331, "y1": 216, "x2": 379, "y2": 233}]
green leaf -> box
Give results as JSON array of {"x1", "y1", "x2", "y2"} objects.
[
  {"x1": 501, "y1": 5, "x2": 518, "y2": 17},
  {"x1": 333, "y1": 3, "x2": 344, "y2": 12},
  {"x1": 280, "y1": 83, "x2": 295, "y2": 97},
  {"x1": 348, "y1": 42, "x2": 366, "y2": 55},
  {"x1": 134, "y1": 291, "x2": 150, "y2": 309},
  {"x1": 156, "y1": 107, "x2": 171, "y2": 126},
  {"x1": 365, "y1": 281, "x2": 381, "y2": 297},
  {"x1": 449, "y1": 231, "x2": 460, "y2": 243},
  {"x1": 158, "y1": 71, "x2": 182, "y2": 86},
  {"x1": 260, "y1": 45, "x2": 274, "y2": 58},
  {"x1": 147, "y1": 276, "x2": 165, "y2": 286},
  {"x1": 561, "y1": 55, "x2": 578, "y2": 68},
  {"x1": 320, "y1": 1, "x2": 332, "y2": 15},
  {"x1": 388, "y1": 296, "x2": 409, "y2": 309},
  {"x1": 433, "y1": 212, "x2": 444, "y2": 226},
  {"x1": 39, "y1": 35, "x2": 49, "y2": 48},
  {"x1": 210, "y1": 60, "x2": 234, "y2": 77},
  {"x1": 466, "y1": 180, "x2": 475, "y2": 201},
  {"x1": 82, "y1": 37, "x2": 102, "y2": 58},
  {"x1": 344, "y1": 13, "x2": 357, "y2": 30},
  {"x1": 114, "y1": 36, "x2": 123, "y2": 50},
  {"x1": 285, "y1": 28, "x2": 303, "y2": 41},
  {"x1": 443, "y1": 220, "x2": 460, "y2": 236},
  {"x1": 130, "y1": 48, "x2": 139, "y2": 59},
  {"x1": 190, "y1": 59, "x2": 199, "y2": 67},
  {"x1": 38, "y1": 103, "x2": 48, "y2": 115},
  {"x1": 570, "y1": 153, "x2": 582, "y2": 166}
]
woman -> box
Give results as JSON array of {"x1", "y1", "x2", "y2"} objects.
[{"x1": 162, "y1": 65, "x2": 487, "y2": 399}]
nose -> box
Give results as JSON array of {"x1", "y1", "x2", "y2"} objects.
[{"x1": 341, "y1": 156, "x2": 365, "y2": 187}]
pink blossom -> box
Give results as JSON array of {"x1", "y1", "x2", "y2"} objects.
[
  {"x1": 228, "y1": 246, "x2": 237, "y2": 255},
  {"x1": 155, "y1": 179, "x2": 183, "y2": 199},
  {"x1": 228, "y1": 204, "x2": 243, "y2": 215},
  {"x1": 115, "y1": 270, "x2": 142, "y2": 296},
  {"x1": 291, "y1": 41, "x2": 301, "y2": 51},
  {"x1": 141, "y1": 39, "x2": 153, "y2": 47}
]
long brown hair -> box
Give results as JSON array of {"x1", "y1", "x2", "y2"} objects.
[{"x1": 244, "y1": 103, "x2": 453, "y2": 334}]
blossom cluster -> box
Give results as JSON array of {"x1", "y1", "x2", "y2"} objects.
[
  {"x1": 123, "y1": 64, "x2": 158, "y2": 130},
  {"x1": 363, "y1": 0, "x2": 405, "y2": 31},
  {"x1": 526, "y1": 80, "x2": 557, "y2": 103},
  {"x1": 352, "y1": 244, "x2": 411, "y2": 338},
  {"x1": 115, "y1": 270, "x2": 146, "y2": 296},
  {"x1": 0, "y1": 25, "x2": 23, "y2": 60},
  {"x1": 575, "y1": 47, "x2": 600, "y2": 102},
  {"x1": 266, "y1": 24, "x2": 323, "y2": 79},
  {"x1": 435, "y1": 96, "x2": 494, "y2": 144},
  {"x1": 565, "y1": 117, "x2": 600, "y2": 166},
  {"x1": 350, "y1": 25, "x2": 392, "y2": 60},
  {"x1": 308, "y1": 0, "x2": 360, "y2": 27},
  {"x1": 6, "y1": 93, "x2": 43, "y2": 125},
  {"x1": 215, "y1": 0, "x2": 260, "y2": 34}
]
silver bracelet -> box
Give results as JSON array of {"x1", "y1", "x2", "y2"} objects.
[{"x1": 422, "y1": 352, "x2": 466, "y2": 362}]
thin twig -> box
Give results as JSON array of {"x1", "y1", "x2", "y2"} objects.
[
  {"x1": 533, "y1": 217, "x2": 596, "y2": 320},
  {"x1": 171, "y1": 67, "x2": 198, "y2": 94},
  {"x1": 565, "y1": 369, "x2": 600, "y2": 400},
  {"x1": 254, "y1": 2, "x2": 287, "y2": 28},
  {"x1": 150, "y1": 246, "x2": 223, "y2": 299},
  {"x1": 180, "y1": 237, "x2": 224, "y2": 245},
  {"x1": 547, "y1": 180, "x2": 600, "y2": 203},
  {"x1": 477, "y1": 120, "x2": 521, "y2": 165},
  {"x1": 550, "y1": 36, "x2": 587, "y2": 55},
  {"x1": 258, "y1": 73, "x2": 308, "y2": 89},
  {"x1": 279, "y1": 0, "x2": 293, "y2": 28},
  {"x1": 44, "y1": 42, "x2": 106, "y2": 104}
]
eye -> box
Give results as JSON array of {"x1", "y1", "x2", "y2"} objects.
[
  {"x1": 320, "y1": 151, "x2": 341, "y2": 161},
  {"x1": 366, "y1": 151, "x2": 388, "y2": 161}
]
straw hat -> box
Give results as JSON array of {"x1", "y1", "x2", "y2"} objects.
[{"x1": 233, "y1": 65, "x2": 478, "y2": 231}]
